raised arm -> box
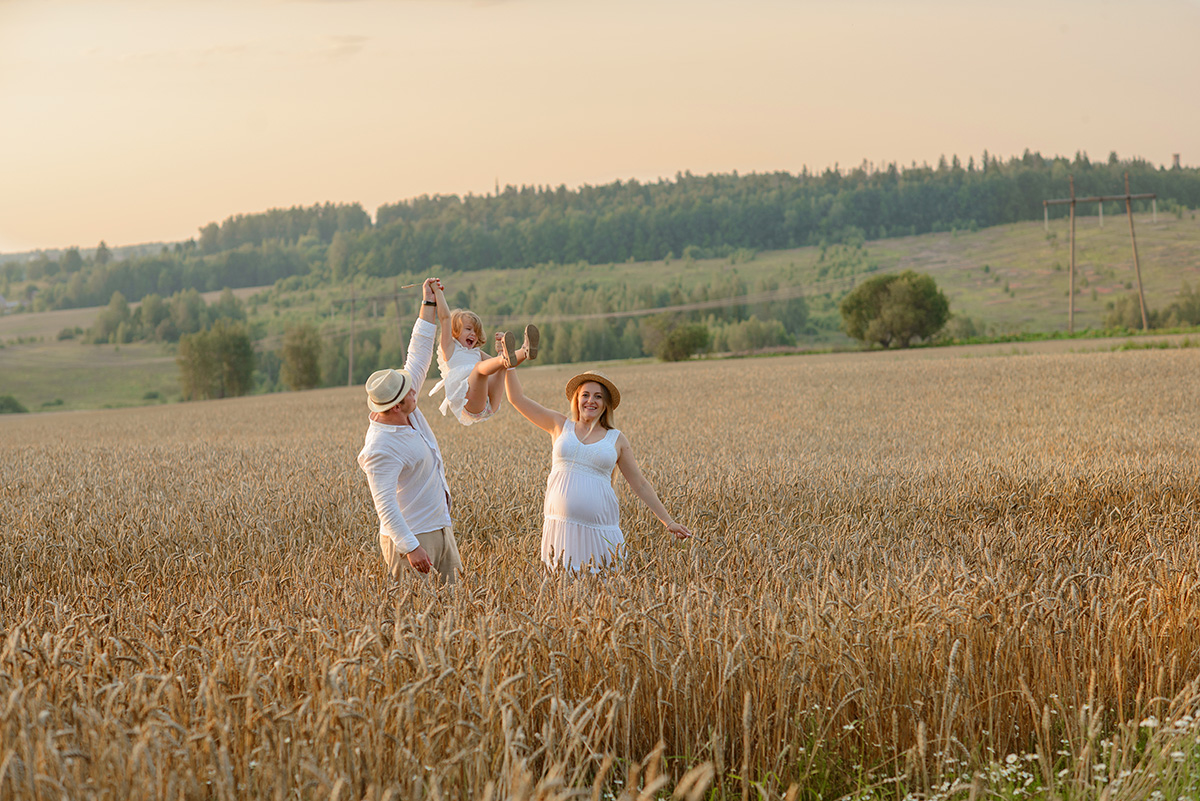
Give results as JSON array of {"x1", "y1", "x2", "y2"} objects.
[
  {"x1": 403, "y1": 279, "x2": 441, "y2": 392},
  {"x1": 503, "y1": 368, "x2": 566, "y2": 436},
  {"x1": 432, "y1": 281, "x2": 453, "y2": 360},
  {"x1": 614, "y1": 432, "x2": 692, "y2": 540}
]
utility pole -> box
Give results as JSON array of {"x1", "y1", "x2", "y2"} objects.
[
  {"x1": 347, "y1": 289, "x2": 355, "y2": 386},
  {"x1": 1043, "y1": 177, "x2": 1157, "y2": 332},
  {"x1": 1069, "y1": 176, "x2": 1076, "y2": 333},
  {"x1": 1124, "y1": 173, "x2": 1149, "y2": 330}
]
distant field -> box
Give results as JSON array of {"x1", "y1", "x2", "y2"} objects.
[
  {"x1": 0, "y1": 341, "x2": 179, "y2": 409},
  {"x1": 3, "y1": 349, "x2": 1199, "y2": 798}
]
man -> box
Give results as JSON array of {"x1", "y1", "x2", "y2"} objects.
[{"x1": 357, "y1": 277, "x2": 462, "y2": 584}]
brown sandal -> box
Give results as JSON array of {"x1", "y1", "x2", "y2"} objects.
[
  {"x1": 499, "y1": 331, "x2": 518, "y2": 368},
  {"x1": 523, "y1": 324, "x2": 540, "y2": 360}
]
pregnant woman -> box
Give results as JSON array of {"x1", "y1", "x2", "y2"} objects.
[{"x1": 503, "y1": 368, "x2": 692, "y2": 572}]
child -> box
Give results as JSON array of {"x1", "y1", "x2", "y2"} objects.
[{"x1": 428, "y1": 281, "x2": 538, "y2": 426}]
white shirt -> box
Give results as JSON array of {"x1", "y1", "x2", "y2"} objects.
[{"x1": 357, "y1": 318, "x2": 452, "y2": 553}]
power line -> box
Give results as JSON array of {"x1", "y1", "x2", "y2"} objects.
[{"x1": 256, "y1": 273, "x2": 861, "y2": 351}]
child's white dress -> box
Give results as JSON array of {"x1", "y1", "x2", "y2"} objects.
[{"x1": 429, "y1": 341, "x2": 495, "y2": 425}]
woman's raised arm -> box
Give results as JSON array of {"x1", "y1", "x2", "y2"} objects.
[
  {"x1": 504, "y1": 369, "x2": 565, "y2": 436},
  {"x1": 614, "y1": 432, "x2": 692, "y2": 540}
]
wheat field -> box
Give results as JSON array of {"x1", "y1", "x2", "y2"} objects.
[{"x1": 3, "y1": 349, "x2": 1200, "y2": 800}]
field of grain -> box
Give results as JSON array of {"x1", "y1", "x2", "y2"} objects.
[{"x1": 3, "y1": 350, "x2": 1200, "y2": 800}]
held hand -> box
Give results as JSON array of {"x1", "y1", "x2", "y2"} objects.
[
  {"x1": 406, "y1": 545, "x2": 433, "y2": 573},
  {"x1": 666, "y1": 521, "x2": 692, "y2": 540},
  {"x1": 423, "y1": 278, "x2": 441, "y2": 303}
]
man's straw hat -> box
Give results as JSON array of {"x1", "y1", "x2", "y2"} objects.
[
  {"x1": 365, "y1": 368, "x2": 412, "y2": 413},
  {"x1": 564, "y1": 370, "x2": 620, "y2": 410}
]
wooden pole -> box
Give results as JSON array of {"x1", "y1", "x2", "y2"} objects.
[
  {"x1": 1068, "y1": 175, "x2": 1076, "y2": 334},
  {"x1": 1125, "y1": 172, "x2": 1149, "y2": 331},
  {"x1": 1098, "y1": 200, "x2": 1103, "y2": 228},
  {"x1": 348, "y1": 290, "x2": 356, "y2": 386},
  {"x1": 1044, "y1": 202, "x2": 1049, "y2": 232}
]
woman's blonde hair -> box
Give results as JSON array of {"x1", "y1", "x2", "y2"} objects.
[
  {"x1": 449, "y1": 309, "x2": 485, "y2": 346},
  {"x1": 569, "y1": 382, "x2": 614, "y2": 430}
]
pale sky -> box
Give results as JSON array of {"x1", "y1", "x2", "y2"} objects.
[{"x1": 2, "y1": 0, "x2": 1198, "y2": 254}]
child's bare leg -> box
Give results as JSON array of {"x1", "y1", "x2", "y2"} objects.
[
  {"x1": 485, "y1": 370, "x2": 505, "y2": 412},
  {"x1": 463, "y1": 334, "x2": 517, "y2": 414},
  {"x1": 462, "y1": 369, "x2": 492, "y2": 415}
]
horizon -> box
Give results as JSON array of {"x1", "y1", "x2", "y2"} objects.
[{"x1": 2, "y1": 0, "x2": 1198, "y2": 254}]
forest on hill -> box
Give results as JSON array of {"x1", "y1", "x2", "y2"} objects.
[{"x1": 5, "y1": 151, "x2": 1199, "y2": 316}]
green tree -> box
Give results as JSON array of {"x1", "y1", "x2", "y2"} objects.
[
  {"x1": 94, "y1": 241, "x2": 111, "y2": 266},
  {"x1": 327, "y1": 231, "x2": 350, "y2": 281},
  {"x1": 137, "y1": 293, "x2": 169, "y2": 338},
  {"x1": 658, "y1": 323, "x2": 710, "y2": 361},
  {"x1": 92, "y1": 291, "x2": 132, "y2": 343},
  {"x1": 1104, "y1": 294, "x2": 1159, "y2": 330},
  {"x1": 61, "y1": 247, "x2": 84, "y2": 274},
  {"x1": 177, "y1": 320, "x2": 255, "y2": 400},
  {"x1": 840, "y1": 270, "x2": 949, "y2": 348},
  {"x1": 280, "y1": 323, "x2": 322, "y2": 390},
  {"x1": 1161, "y1": 282, "x2": 1200, "y2": 327},
  {"x1": 210, "y1": 287, "x2": 246, "y2": 322},
  {"x1": 0, "y1": 395, "x2": 29, "y2": 414},
  {"x1": 178, "y1": 331, "x2": 217, "y2": 400}
]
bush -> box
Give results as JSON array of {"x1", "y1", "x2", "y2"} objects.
[
  {"x1": 840, "y1": 270, "x2": 950, "y2": 348},
  {"x1": 0, "y1": 395, "x2": 28, "y2": 414},
  {"x1": 657, "y1": 323, "x2": 710, "y2": 362},
  {"x1": 712, "y1": 316, "x2": 794, "y2": 353},
  {"x1": 1104, "y1": 294, "x2": 1159, "y2": 330},
  {"x1": 1162, "y1": 282, "x2": 1200, "y2": 327}
]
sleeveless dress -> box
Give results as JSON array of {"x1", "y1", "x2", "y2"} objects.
[
  {"x1": 429, "y1": 341, "x2": 494, "y2": 425},
  {"x1": 541, "y1": 424, "x2": 625, "y2": 572}
]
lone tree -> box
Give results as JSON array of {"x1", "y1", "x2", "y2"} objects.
[
  {"x1": 280, "y1": 323, "x2": 322, "y2": 391},
  {"x1": 840, "y1": 270, "x2": 950, "y2": 348},
  {"x1": 177, "y1": 319, "x2": 255, "y2": 400}
]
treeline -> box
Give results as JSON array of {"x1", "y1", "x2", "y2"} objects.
[
  {"x1": 358, "y1": 151, "x2": 1198, "y2": 274},
  {"x1": 296, "y1": 267, "x2": 813, "y2": 390},
  {"x1": 10, "y1": 153, "x2": 1200, "y2": 314},
  {"x1": 81, "y1": 288, "x2": 249, "y2": 345},
  {"x1": 7, "y1": 203, "x2": 369, "y2": 311}
]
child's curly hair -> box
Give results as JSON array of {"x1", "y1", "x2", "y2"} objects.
[{"x1": 449, "y1": 309, "x2": 485, "y2": 346}]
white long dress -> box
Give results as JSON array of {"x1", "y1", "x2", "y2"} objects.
[
  {"x1": 428, "y1": 341, "x2": 493, "y2": 425},
  {"x1": 541, "y1": 424, "x2": 626, "y2": 572}
]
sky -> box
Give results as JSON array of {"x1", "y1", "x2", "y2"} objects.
[{"x1": 1, "y1": 0, "x2": 1198, "y2": 254}]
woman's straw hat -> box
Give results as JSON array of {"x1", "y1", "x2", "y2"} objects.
[
  {"x1": 365, "y1": 368, "x2": 412, "y2": 412},
  {"x1": 564, "y1": 370, "x2": 620, "y2": 410}
]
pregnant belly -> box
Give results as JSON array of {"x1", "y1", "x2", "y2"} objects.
[{"x1": 544, "y1": 470, "x2": 618, "y2": 526}]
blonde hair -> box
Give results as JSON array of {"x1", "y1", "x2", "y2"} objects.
[
  {"x1": 569, "y1": 382, "x2": 613, "y2": 431},
  {"x1": 449, "y1": 309, "x2": 485, "y2": 346}
]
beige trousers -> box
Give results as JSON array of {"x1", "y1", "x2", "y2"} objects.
[{"x1": 380, "y1": 526, "x2": 462, "y2": 585}]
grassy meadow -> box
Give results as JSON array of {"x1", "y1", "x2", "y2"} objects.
[{"x1": 3, "y1": 349, "x2": 1200, "y2": 799}]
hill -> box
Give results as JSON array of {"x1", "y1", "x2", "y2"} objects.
[{"x1": 2, "y1": 212, "x2": 1199, "y2": 412}]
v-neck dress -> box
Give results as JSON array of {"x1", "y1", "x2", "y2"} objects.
[{"x1": 541, "y1": 424, "x2": 625, "y2": 572}]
